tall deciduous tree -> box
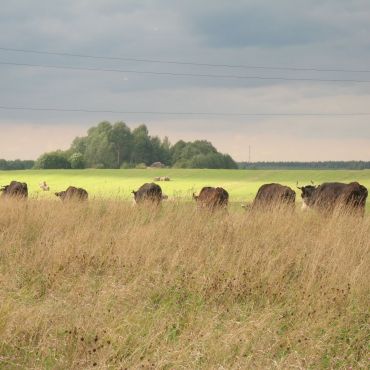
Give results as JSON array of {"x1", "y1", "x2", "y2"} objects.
[
  {"x1": 110, "y1": 121, "x2": 132, "y2": 168},
  {"x1": 84, "y1": 121, "x2": 116, "y2": 168},
  {"x1": 130, "y1": 124, "x2": 153, "y2": 165}
]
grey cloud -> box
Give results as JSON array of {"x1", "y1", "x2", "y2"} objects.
[
  {"x1": 0, "y1": 0, "x2": 370, "y2": 160},
  {"x1": 177, "y1": 0, "x2": 370, "y2": 49},
  {"x1": 188, "y1": 6, "x2": 338, "y2": 48}
]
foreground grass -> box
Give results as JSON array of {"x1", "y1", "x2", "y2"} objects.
[
  {"x1": 1, "y1": 169, "x2": 370, "y2": 203},
  {"x1": 0, "y1": 200, "x2": 369, "y2": 369}
]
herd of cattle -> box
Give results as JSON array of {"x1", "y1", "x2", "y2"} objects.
[{"x1": 0, "y1": 179, "x2": 368, "y2": 214}]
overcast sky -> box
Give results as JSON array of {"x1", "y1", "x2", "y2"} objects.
[{"x1": 1, "y1": 0, "x2": 370, "y2": 161}]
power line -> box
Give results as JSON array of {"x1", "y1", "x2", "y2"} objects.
[
  {"x1": 1, "y1": 105, "x2": 369, "y2": 117},
  {"x1": 1, "y1": 61, "x2": 370, "y2": 83},
  {"x1": 0, "y1": 46, "x2": 369, "y2": 74}
]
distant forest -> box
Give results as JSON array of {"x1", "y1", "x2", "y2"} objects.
[
  {"x1": 239, "y1": 161, "x2": 370, "y2": 170},
  {"x1": 2, "y1": 159, "x2": 370, "y2": 171},
  {"x1": 1, "y1": 121, "x2": 369, "y2": 171},
  {"x1": 33, "y1": 121, "x2": 237, "y2": 169},
  {"x1": 0, "y1": 159, "x2": 35, "y2": 171}
]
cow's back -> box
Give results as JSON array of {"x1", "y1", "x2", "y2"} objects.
[
  {"x1": 253, "y1": 183, "x2": 295, "y2": 208},
  {"x1": 313, "y1": 182, "x2": 367, "y2": 211},
  {"x1": 195, "y1": 186, "x2": 228, "y2": 209},
  {"x1": 1, "y1": 181, "x2": 28, "y2": 198},
  {"x1": 341, "y1": 182, "x2": 368, "y2": 209},
  {"x1": 134, "y1": 183, "x2": 162, "y2": 203},
  {"x1": 63, "y1": 186, "x2": 88, "y2": 201}
]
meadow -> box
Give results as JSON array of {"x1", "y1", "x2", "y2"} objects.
[
  {"x1": 0, "y1": 200, "x2": 369, "y2": 369},
  {"x1": 1, "y1": 168, "x2": 370, "y2": 203},
  {"x1": 0, "y1": 169, "x2": 369, "y2": 368}
]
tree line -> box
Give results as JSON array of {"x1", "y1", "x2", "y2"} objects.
[
  {"x1": 0, "y1": 159, "x2": 35, "y2": 171},
  {"x1": 33, "y1": 121, "x2": 238, "y2": 169},
  {"x1": 239, "y1": 161, "x2": 370, "y2": 170},
  {"x1": 2, "y1": 121, "x2": 369, "y2": 171}
]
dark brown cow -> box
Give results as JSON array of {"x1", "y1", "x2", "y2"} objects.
[
  {"x1": 298, "y1": 182, "x2": 368, "y2": 214},
  {"x1": 0, "y1": 180, "x2": 28, "y2": 198},
  {"x1": 132, "y1": 183, "x2": 163, "y2": 204},
  {"x1": 55, "y1": 186, "x2": 88, "y2": 201},
  {"x1": 193, "y1": 187, "x2": 229, "y2": 210},
  {"x1": 252, "y1": 183, "x2": 295, "y2": 209}
]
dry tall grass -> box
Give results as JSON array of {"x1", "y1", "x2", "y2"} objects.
[{"x1": 0, "y1": 200, "x2": 369, "y2": 369}]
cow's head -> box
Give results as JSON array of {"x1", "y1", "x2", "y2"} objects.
[
  {"x1": 55, "y1": 191, "x2": 66, "y2": 199},
  {"x1": 192, "y1": 193, "x2": 199, "y2": 201},
  {"x1": 297, "y1": 184, "x2": 317, "y2": 207}
]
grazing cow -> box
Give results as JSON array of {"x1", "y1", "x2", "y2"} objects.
[
  {"x1": 132, "y1": 183, "x2": 163, "y2": 204},
  {"x1": 1, "y1": 181, "x2": 28, "y2": 198},
  {"x1": 251, "y1": 183, "x2": 295, "y2": 209},
  {"x1": 55, "y1": 186, "x2": 88, "y2": 201},
  {"x1": 153, "y1": 177, "x2": 161, "y2": 181},
  {"x1": 193, "y1": 187, "x2": 229, "y2": 210},
  {"x1": 298, "y1": 182, "x2": 368, "y2": 214}
]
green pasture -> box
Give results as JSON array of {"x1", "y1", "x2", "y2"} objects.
[{"x1": 1, "y1": 169, "x2": 370, "y2": 203}]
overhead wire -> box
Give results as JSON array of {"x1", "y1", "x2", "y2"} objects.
[
  {"x1": 0, "y1": 46, "x2": 369, "y2": 73},
  {"x1": 0, "y1": 105, "x2": 369, "y2": 117},
  {"x1": 1, "y1": 61, "x2": 370, "y2": 83}
]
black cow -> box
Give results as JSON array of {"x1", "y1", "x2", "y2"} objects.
[
  {"x1": 132, "y1": 183, "x2": 163, "y2": 204},
  {"x1": 193, "y1": 187, "x2": 229, "y2": 210},
  {"x1": 252, "y1": 183, "x2": 295, "y2": 209},
  {"x1": 298, "y1": 182, "x2": 368, "y2": 214},
  {"x1": 0, "y1": 180, "x2": 28, "y2": 198},
  {"x1": 55, "y1": 186, "x2": 88, "y2": 201}
]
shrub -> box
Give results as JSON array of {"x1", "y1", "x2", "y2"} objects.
[
  {"x1": 135, "y1": 163, "x2": 147, "y2": 169},
  {"x1": 120, "y1": 162, "x2": 134, "y2": 169},
  {"x1": 34, "y1": 151, "x2": 71, "y2": 169}
]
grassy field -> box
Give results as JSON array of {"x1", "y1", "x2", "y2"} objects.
[
  {"x1": 0, "y1": 200, "x2": 369, "y2": 369},
  {"x1": 1, "y1": 169, "x2": 370, "y2": 203},
  {"x1": 1, "y1": 169, "x2": 369, "y2": 368}
]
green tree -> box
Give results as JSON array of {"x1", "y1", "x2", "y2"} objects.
[
  {"x1": 130, "y1": 124, "x2": 153, "y2": 165},
  {"x1": 159, "y1": 136, "x2": 172, "y2": 165},
  {"x1": 170, "y1": 140, "x2": 187, "y2": 165},
  {"x1": 110, "y1": 121, "x2": 132, "y2": 168},
  {"x1": 70, "y1": 136, "x2": 88, "y2": 156},
  {"x1": 35, "y1": 151, "x2": 71, "y2": 169},
  {"x1": 84, "y1": 122, "x2": 116, "y2": 168},
  {"x1": 0, "y1": 159, "x2": 7, "y2": 170},
  {"x1": 172, "y1": 140, "x2": 237, "y2": 169},
  {"x1": 69, "y1": 152, "x2": 85, "y2": 169},
  {"x1": 60, "y1": 121, "x2": 238, "y2": 169}
]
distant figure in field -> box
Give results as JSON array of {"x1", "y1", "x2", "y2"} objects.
[
  {"x1": 153, "y1": 176, "x2": 170, "y2": 182},
  {"x1": 193, "y1": 187, "x2": 229, "y2": 210},
  {"x1": 132, "y1": 183, "x2": 164, "y2": 204},
  {"x1": 251, "y1": 183, "x2": 296, "y2": 209},
  {"x1": 39, "y1": 181, "x2": 50, "y2": 191},
  {"x1": 0, "y1": 180, "x2": 28, "y2": 199},
  {"x1": 55, "y1": 186, "x2": 88, "y2": 202}
]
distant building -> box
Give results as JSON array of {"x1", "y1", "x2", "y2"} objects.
[{"x1": 150, "y1": 161, "x2": 165, "y2": 168}]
